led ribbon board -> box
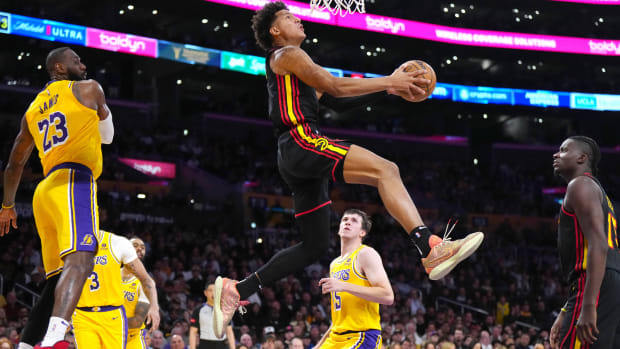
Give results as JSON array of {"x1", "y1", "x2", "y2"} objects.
[
  {"x1": 204, "y1": 0, "x2": 620, "y2": 56},
  {"x1": 2, "y1": 11, "x2": 620, "y2": 111}
]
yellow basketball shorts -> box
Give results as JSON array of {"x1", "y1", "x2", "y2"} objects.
[
  {"x1": 322, "y1": 329, "x2": 382, "y2": 349},
  {"x1": 72, "y1": 305, "x2": 127, "y2": 349},
  {"x1": 33, "y1": 163, "x2": 99, "y2": 278},
  {"x1": 126, "y1": 328, "x2": 147, "y2": 349}
]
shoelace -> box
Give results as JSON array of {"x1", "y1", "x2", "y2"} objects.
[
  {"x1": 238, "y1": 305, "x2": 247, "y2": 315},
  {"x1": 441, "y1": 219, "x2": 459, "y2": 243}
]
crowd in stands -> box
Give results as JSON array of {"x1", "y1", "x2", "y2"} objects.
[
  {"x1": 3, "y1": 108, "x2": 616, "y2": 348},
  {"x1": 0, "y1": 181, "x2": 564, "y2": 349},
  {"x1": 1, "y1": 122, "x2": 576, "y2": 349}
]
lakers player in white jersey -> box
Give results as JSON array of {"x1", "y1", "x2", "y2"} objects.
[
  {"x1": 317, "y1": 209, "x2": 393, "y2": 349},
  {"x1": 14, "y1": 233, "x2": 158, "y2": 349},
  {"x1": 121, "y1": 237, "x2": 153, "y2": 349},
  {"x1": 0, "y1": 47, "x2": 114, "y2": 349},
  {"x1": 72, "y1": 230, "x2": 160, "y2": 349}
]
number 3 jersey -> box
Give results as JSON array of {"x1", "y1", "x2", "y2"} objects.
[
  {"x1": 77, "y1": 230, "x2": 138, "y2": 308},
  {"x1": 25, "y1": 80, "x2": 103, "y2": 179},
  {"x1": 329, "y1": 245, "x2": 381, "y2": 334}
]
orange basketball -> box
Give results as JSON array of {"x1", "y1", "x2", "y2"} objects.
[{"x1": 401, "y1": 60, "x2": 436, "y2": 102}]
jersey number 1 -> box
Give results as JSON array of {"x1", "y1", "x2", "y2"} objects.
[
  {"x1": 37, "y1": 111, "x2": 69, "y2": 153},
  {"x1": 609, "y1": 213, "x2": 618, "y2": 248}
]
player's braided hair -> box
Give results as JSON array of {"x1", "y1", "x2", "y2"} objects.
[
  {"x1": 251, "y1": 1, "x2": 288, "y2": 51},
  {"x1": 568, "y1": 135, "x2": 601, "y2": 176}
]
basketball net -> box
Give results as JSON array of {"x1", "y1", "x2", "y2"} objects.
[{"x1": 309, "y1": 0, "x2": 365, "y2": 16}]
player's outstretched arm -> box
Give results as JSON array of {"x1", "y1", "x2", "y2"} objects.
[
  {"x1": 319, "y1": 247, "x2": 393, "y2": 305},
  {"x1": 271, "y1": 46, "x2": 427, "y2": 98},
  {"x1": 124, "y1": 257, "x2": 160, "y2": 330},
  {"x1": 0, "y1": 115, "x2": 34, "y2": 236}
]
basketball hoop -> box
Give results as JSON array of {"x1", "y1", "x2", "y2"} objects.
[{"x1": 309, "y1": 0, "x2": 365, "y2": 16}]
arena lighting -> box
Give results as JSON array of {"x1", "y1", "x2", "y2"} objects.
[
  {"x1": 3, "y1": 11, "x2": 620, "y2": 111},
  {"x1": 203, "y1": 0, "x2": 620, "y2": 56},
  {"x1": 550, "y1": 0, "x2": 620, "y2": 4}
]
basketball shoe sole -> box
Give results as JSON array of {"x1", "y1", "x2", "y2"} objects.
[
  {"x1": 213, "y1": 276, "x2": 225, "y2": 338},
  {"x1": 427, "y1": 231, "x2": 484, "y2": 280}
]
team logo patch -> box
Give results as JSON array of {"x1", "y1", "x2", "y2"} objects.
[
  {"x1": 314, "y1": 137, "x2": 329, "y2": 151},
  {"x1": 80, "y1": 234, "x2": 94, "y2": 246}
]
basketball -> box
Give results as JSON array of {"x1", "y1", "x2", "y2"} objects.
[{"x1": 401, "y1": 60, "x2": 436, "y2": 102}]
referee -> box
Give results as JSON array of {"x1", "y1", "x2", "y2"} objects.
[{"x1": 190, "y1": 283, "x2": 236, "y2": 349}]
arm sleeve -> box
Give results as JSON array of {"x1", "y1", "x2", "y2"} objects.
[
  {"x1": 99, "y1": 113, "x2": 114, "y2": 144},
  {"x1": 319, "y1": 91, "x2": 388, "y2": 113},
  {"x1": 110, "y1": 234, "x2": 139, "y2": 264},
  {"x1": 137, "y1": 284, "x2": 150, "y2": 304}
]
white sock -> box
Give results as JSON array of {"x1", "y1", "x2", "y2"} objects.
[
  {"x1": 18, "y1": 344, "x2": 34, "y2": 349},
  {"x1": 40, "y1": 316, "x2": 70, "y2": 347}
]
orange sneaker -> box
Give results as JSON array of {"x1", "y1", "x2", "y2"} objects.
[
  {"x1": 213, "y1": 276, "x2": 246, "y2": 338},
  {"x1": 422, "y1": 222, "x2": 484, "y2": 280}
]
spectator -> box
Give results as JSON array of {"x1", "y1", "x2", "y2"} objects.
[
  {"x1": 2, "y1": 292, "x2": 20, "y2": 323},
  {"x1": 170, "y1": 334, "x2": 188, "y2": 349},
  {"x1": 152, "y1": 330, "x2": 167, "y2": 349},
  {"x1": 0, "y1": 337, "x2": 13, "y2": 349},
  {"x1": 479, "y1": 331, "x2": 492, "y2": 349},
  {"x1": 290, "y1": 337, "x2": 303, "y2": 349},
  {"x1": 239, "y1": 334, "x2": 257, "y2": 349},
  {"x1": 408, "y1": 290, "x2": 426, "y2": 315},
  {"x1": 453, "y1": 329, "x2": 465, "y2": 349}
]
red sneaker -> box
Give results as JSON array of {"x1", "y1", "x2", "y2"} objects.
[{"x1": 34, "y1": 341, "x2": 70, "y2": 349}]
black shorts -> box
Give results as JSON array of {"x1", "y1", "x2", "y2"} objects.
[
  {"x1": 559, "y1": 268, "x2": 620, "y2": 349},
  {"x1": 277, "y1": 126, "x2": 351, "y2": 217},
  {"x1": 198, "y1": 339, "x2": 228, "y2": 349}
]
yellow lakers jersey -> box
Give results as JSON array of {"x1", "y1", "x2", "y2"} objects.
[
  {"x1": 329, "y1": 245, "x2": 381, "y2": 333},
  {"x1": 25, "y1": 80, "x2": 102, "y2": 179},
  {"x1": 77, "y1": 230, "x2": 124, "y2": 307},
  {"x1": 122, "y1": 276, "x2": 146, "y2": 333}
]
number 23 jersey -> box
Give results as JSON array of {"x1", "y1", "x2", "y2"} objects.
[{"x1": 25, "y1": 80, "x2": 102, "y2": 179}]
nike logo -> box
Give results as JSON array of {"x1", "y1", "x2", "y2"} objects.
[{"x1": 112, "y1": 317, "x2": 119, "y2": 320}]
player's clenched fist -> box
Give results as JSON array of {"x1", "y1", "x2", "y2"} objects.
[{"x1": 319, "y1": 278, "x2": 347, "y2": 294}]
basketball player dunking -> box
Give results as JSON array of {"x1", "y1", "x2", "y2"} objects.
[
  {"x1": 212, "y1": 2, "x2": 484, "y2": 337},
  {"x1": 549, "y1": 136, "x2": 620, "y2": 349},
  {"x1": 317, "y1": 209, "x2": 391, "y2": 349}
]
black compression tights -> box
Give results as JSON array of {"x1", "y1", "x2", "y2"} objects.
[
  {"x1": 236, "y1": 205, "x2": 330, "y2": 299},
  {"x1": 21, "y1": 274, "x2": 59, "y2": 345}
]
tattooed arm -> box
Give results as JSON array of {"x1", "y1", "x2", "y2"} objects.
[
  {"x1": 127, "y1": 300, "x2": 150, "y2": 329},
  {"x1": 124, "y1": 258, "x2": 160, "y2": 330}
]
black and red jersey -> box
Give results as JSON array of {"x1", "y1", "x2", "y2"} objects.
[
  {"x1": 558, "y1": 173, "x2": 619, "y2": 285},
  {"x1": 266, "y1": 47, "x2": 320, "y2": 136}
]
